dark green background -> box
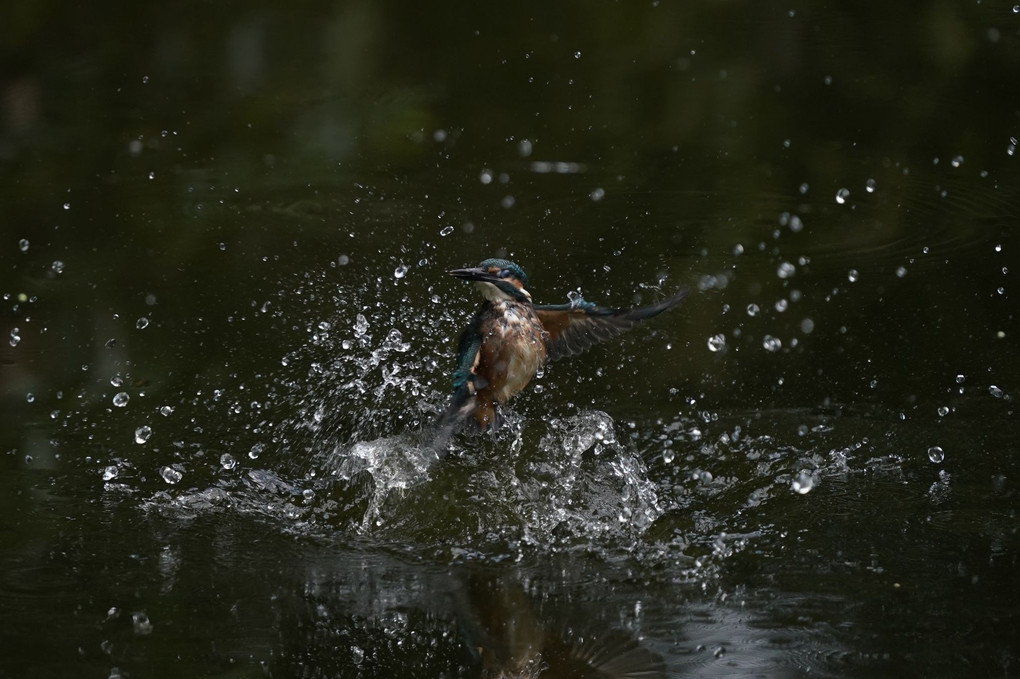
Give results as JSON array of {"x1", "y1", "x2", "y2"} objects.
[{"x1": 2, "y1": 2, "x2": 1018, "y2": 677}]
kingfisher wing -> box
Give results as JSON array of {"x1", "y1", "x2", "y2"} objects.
[
  {"x1": 436, "y1": 314, "x2": 486, "y2": 435},
  {"x1": 535, "y1": 289, "x2": 688, "y2": 361},
  {"x1": 451, "y1": 314, "x2": 484, "y2": 391}
]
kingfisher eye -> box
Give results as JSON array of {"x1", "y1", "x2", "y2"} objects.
[{"x1": 499, "y1": 269, "x2": 511, "y2": 278}]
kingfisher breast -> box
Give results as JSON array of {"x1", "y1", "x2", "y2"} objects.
[{"x1": 479, "y1": 302, "x2": 548, "y2": 403}]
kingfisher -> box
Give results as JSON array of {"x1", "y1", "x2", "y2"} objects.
[{"x1": 439, "y1": 257, "x2": 688, "y2": 433}]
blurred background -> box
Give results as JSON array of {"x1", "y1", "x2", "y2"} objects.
[{"x1": 2, "y1": 1, "x2": 1018, "y2": 677}]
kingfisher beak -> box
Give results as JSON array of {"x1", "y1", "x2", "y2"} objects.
[{"x1": 448, "y1": 267, "x2": 500, "y2": 284}]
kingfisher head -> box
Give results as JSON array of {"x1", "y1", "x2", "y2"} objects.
[{"x1": 449, "y1": 258, "x2": 532, "y2": 303}]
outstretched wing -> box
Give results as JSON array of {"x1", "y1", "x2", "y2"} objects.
[{"x1": 535, "y1": 289, "x2": 688, "y2": 361}]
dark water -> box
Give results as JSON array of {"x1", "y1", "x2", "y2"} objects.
[{"x1": 2, "y1": 2, "x2": 1019, "y2": 677}]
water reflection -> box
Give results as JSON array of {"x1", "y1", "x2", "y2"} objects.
[{"x1": 461, "y1": 571, "x2": 665, "y2": 678}]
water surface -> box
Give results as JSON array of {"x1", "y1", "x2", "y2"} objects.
[{"x1": 2, "y1": 2, "x2": 1018, "y2": 677}]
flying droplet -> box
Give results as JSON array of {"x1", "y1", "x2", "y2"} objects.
[
  {"x1": 134, "y1": 426, "x2": 152, "y2": 444},
  {"x1": 136, "y1": 317, "x2": 149, "y2": 329},
  {"x1": 777, "y1": 262, "x2": 796, "y2": 279},
  {"x1": 353, "y1": 314, "x2": 369, "y2": 338},
  {"x1": 835, "y1": 188, "x2": 850, "y2": 204},
  {"x1": 112, "y1": 392, "x2": 130, "y2": 407},
  {"x1": 102, "y1": 465, "x2": 119, "y2": 481},
  {"x1": 707, "y1": 334, "x2": 727, "y2": 352},
  {"x1": 220, "y1": 453, "x2": 236, "y2": 470},
  {"x1": 762, "y1": 335, "x2": 782, "y2": 352},
  {"x1": 927, "y1": 446, "x2": 945, "y2": 464},
  {"x1": 18, "y1": 239, "x2": 29, "y2": 253},
  {"x1": 393, "y1": 264, "x2": 408, "y2": 279},
  {"x1": 791, "y1": 471, "x2": 815, "y2": 494},
  {"x1": 159, "y1": 466, "x2": 181, "y2": 484}
]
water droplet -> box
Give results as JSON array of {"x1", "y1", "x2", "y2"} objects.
[
  {"x1": 132, "y1": 611, "x2": 153, "y2": 635},
  {"x1": 159, "y1": 466, "x2": 181, "y2": 484},
  {"x1": 732, "y1": 243, "x2": 744, "y2": 255},
  {"x1": 896, "y1": 266, "x2": 908, "y2": 278},
  {"x1": 927, "y1": 446, "x2": 945, "y2": 464},
  {"x1": 337, "y1": 254, "x2": 350, "y2": 266},
  {"x1": 160, "y1": 405, "x2": 174, "y2": 416},
  {"x1": 777, "y1": 262, "x2": 796, "y2": 279},
  {"x1": 955, "y1": 374, "x2": 965, "y2": 384},
  {"x1": 18, "y1": 238, "x2": 29, "y2": 252},
  {"x1": 774, "y1": 298, "x2": 789, "y2": 312},
  {"x1": 393, "y1": 264, "x2": 408, "y2": 279},
  {"x1": 835, "y1": 188, "x2": 850, "y2": 204},
  {"x1": 937, "y1": 406, "x2": 949, "y2": 417},
  {"x1": 353, "y1": 314, "x2": 369, "y2": 338},
  {"x1": 62, "y1": 202, "x2": 71, "y2": 210},
  {"x1": 439, "y1": 225, "x2": 454, "y2": 237},
  {"x1": 479, "y1": 169, "x2": 493, "y2": 184},
  {"x1": 800, "y1": 318, "x2": 815, "y2": 333},
  {"x1": 51, "y1": 260, "x2": 65, "y2": 274},
  {"x1": 102, "y1": 465, "x2": 119, "y2": 481},
  {"x1": 762, "y1": 335, "x2": 782, "y2": 352},
  {"x1": 848, "y1": 269, "x2": 859, "y2": 283},
  {"x1": 248, "y1": 443, "x2": 265, "y2": 459},
  {"x1": 383, "y1": 328, "x2": 411, "y2": 352},
  {"x1": 590, "y1": 187, "x2": 605, "y2": 201},
  {"x1": 798, "y1": 182, "x2": 809, "y2": 194},
  {"x1": 112, "y1": 392, "x2": 130, "y2": 407},
  {"x1": 136, "y1": 317, "x2": 149, "y2": 329},
  {"x1": 663, "y1": 449, "x2": 675, "y2": 464},
  {"x1": 134, "y1": 426, "x2": 152, "y2": 444},
  {"x1": 220, "y1": 453, "x2": 236, "y2": 470},
  {"x1": 951, "y1": 155, "x2": 964, "y2": 168},
  {"x1": 789, "y1": 215, "x2": 803, "y2": 232},
  {"x1": 707, "y1": 334, "x2": 727, "y2": 352},
  {"x1": 864, "y1": 178, "x2": 876, "y2": 193},
  {"x1": 517, "y1": 139, "x2": 532, "y2": 157},
  {"x1": 574, "y1": 50, "x2": 582, "y2": 59},
  {"x1": 25, "y1": 392, "x2": 34, "y2": 403},
  {"x1": 989, "y1": 385, "x2": 1004, "y2": 398},
  {"x1": 791, "y1": 471, "x2": 815, "y2": 494},
  {"x1": 9, "y1": 328, "x2": 20, "y2": 347},
  {"x1": 746, "y1": 303, "x2": 760, "y2": 316}
]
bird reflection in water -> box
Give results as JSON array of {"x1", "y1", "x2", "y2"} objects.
[{"x1": 462, "y1": 572, "x2": 666, "y2": 679}]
